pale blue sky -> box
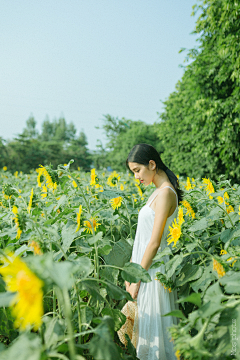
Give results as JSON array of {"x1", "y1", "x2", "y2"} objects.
[{"x1": 0, "y1": 0, "x2": 199, "y2": 150}]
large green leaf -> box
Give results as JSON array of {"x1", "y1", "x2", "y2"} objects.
[
  {"x1": 191, "y1": 264, "x2": 215, "y2": 293},
  {"x1": 61, "y1": 224, "x2": 78, "y2": 252},
  {"x1": 101, "y1": 307, "x2": 126, "y2": 331},
  {"x1": 104, "y1": 239, "x2": 132, "y2": 268},
  {"x1": 121, "y1": 262, "x2": 151, "y2": 283},
  {"x1": 0, "y1": 332, "x2": 42, "y2": 360},
  {"x1": 43, "y1": 316, "x2": 65, "y2": 349},
  {"x1": 188, "y1": 218, "x2": 208, "y2": 232},
  {"x1": 165, "y1": 253, "x2": 183, "y2": 278},
  {"x1": 177, "y1": 293, "x2": 201, "y2": 308},
  {"x1": 101, "y1": 279, "x2": 132, "y2": 300},
  {"x1": 219, "y1": 272, "x2": 240, "y2": 294},
  {"x1": 72, "y1": 256, "x2": 94, "y2": 279},
  {"x1": 176, "y1": 264, "x2": 203, "y2": 286},
  {"x1": 80, "y1": 280, "x2": 106, "y2": 302},
  {"x1": 162, "y1": 310, "x2": 186, "y2": 319},
  {"x1": 89, "y1": 316, "x2": 121, "y2": 360}
]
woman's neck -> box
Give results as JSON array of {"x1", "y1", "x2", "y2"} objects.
[{"x1": 152, "y1": 170, "x2": 170, "y2": 189}]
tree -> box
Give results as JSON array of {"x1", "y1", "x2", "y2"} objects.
[
  {"x1": 22, "y1": 116, "x2": 38, "y2": 139},
  {"x1": 96, "y1": 115, "x2": 163, "y2": 171},
  {"x1": 156, "y1": 0, "x2": 240, "y2": 181}
]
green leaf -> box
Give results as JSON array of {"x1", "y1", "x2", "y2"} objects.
[
  {"x1": 102, "y1": 279, "x2": 132, "y2": 300},
  {"x1": 121, "y1": 262, "x2": 151, "y2": 283},
  {"x1": 162, "y1": 310, "x2": 186, "y2": 319},
  {"x1": 0, "y1": 292, "x2": 15, "y2": 307},
  {"x1": 153, "y1": 246, "x2": 172, "y2": 260},
  {"x1": 191, "y1": 264, "x2": 215, "y2": 293},
  {"x1": 176, "y1": 264, "x2": 203, "y2": 286},
  {"x1": 89, "y1": 316, "x2": 121, "y2": 360},
  {"x1": 218, "y1": 272, "x2": 240, "y2": 294},
  {"x1": 80, "y1": 305, "x2": 93, "y2": 331},
  {"x1": 99, "y1": 190, "x2": 123, "y2": 199},
  {"x1": 0, "y1": 332, "x2": 42, "y2": 360},
  {"x1": 165, "y1": 253, "x2": 183, "y2": 278},
  {"x1": 98, "y1": 244, "x2": 112, "y2": 256},
  {"x1": 72, "y1": 257, "x2": 94, "y2": 278},
  {"x1": 61, "y1": 224, "x2": 78, "y2": 252},
  {"x1": 43, "y1": 316, "x2": 65, "y2": 349},
  {"x1": 101, "y1": 307, "x2": 126, "y2": 331},
  {"x1": 177, "y1": 293, "x2": 201, "y2": 308},
  {"x1": 80, "y1": 280, "x2": 107, "y2": 302},
  {"x1": 104, "y1": 239, "x2": 132, "y2": 268},
  {"x1": 189, "y1": 218, "x2": 208, "y2": 232},
  {"x1": 87, "y1": 232, "x2": 103, "y2": 245}
]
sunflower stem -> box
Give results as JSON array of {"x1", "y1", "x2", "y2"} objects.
[{"x1": 62, "y1": 288, "x2": 76, "y2": 360}]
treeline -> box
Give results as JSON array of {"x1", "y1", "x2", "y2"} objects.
[
  {"x1": 0, "y1": 117, "x2": 91, "y2": 173},
  {"x1": 1, "y1": 0, "x2": 239, "y2": 181}
]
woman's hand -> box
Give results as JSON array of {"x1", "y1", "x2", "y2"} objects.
[
  {"x1": 128, "y1": 282, "x2": 140, "y2": 299},
  {"x1": 125, "y1": 281, "x2": 130, "y2": 292}
]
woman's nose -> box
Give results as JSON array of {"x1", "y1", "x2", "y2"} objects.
[{"x1": 135, "y1": 173, "x2": 139, "y2": 179}]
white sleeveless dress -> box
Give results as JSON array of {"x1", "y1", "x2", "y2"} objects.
[{"x1": 131, "y1": 186, "x2": 179, "y2": 360}]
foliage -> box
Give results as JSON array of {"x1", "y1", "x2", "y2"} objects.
[
  {"x1": 94, "y1": 115, "x2": 162, "y2": 171},
  {"x1": 157, "y1": 0, "x2": 240, "y2": 182},
  {"x1": 0, "y1": 117, "x2": 91, "y2": 173},
  {"x1": 156, "y1": 175, "x2": 240, "y2": 359},
  {"x1": 0, "y1": 163, "x2": 151, "y2": 359},
  {"x1": 0, "y1": 163, "x2": 240, "y2": 359}
]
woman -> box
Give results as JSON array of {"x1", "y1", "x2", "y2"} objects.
[{"x1": 125, "y1": 143, "x2": 183, "y2": 360}]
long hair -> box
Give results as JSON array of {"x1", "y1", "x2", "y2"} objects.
[{"x1": 126, "y1": 143, "x2": 183, "y2": 203}]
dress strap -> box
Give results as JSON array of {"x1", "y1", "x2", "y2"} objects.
[{"x1": 147, "y1": 186, "x2": 178, "y2": 207}]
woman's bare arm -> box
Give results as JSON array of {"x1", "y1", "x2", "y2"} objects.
[{"x1": 140, "y1": 188, "x2": 174, "y2": 271}]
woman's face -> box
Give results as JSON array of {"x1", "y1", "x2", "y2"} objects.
[{"x1": 128, "y1": 161, "x2": 155, "y2": 186}]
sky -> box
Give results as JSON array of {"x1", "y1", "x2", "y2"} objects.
[{"x1": 0, "y1": 0, "x2": 199, "y2": 150}]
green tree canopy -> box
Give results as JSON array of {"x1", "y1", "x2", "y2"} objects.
[
  {"x1": 157, "y1": 0, "x2": 240, "y2": 181},
  {"x1": 0, "y1": 116, "x2": 90, "y2": 172},
  {"x1": 94, "y1": 115, "x2": 162, "y2": 171}
]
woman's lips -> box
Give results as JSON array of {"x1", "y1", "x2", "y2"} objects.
[{"x1": 140, "y1": 180, "x2": 144, "y2": 183}]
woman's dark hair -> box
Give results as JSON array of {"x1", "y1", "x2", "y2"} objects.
[{"x1": 126, "y1": 143, "x2": 183, "y2": 203}]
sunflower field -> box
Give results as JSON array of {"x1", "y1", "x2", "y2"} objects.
[{"x1": 0, "y1": 162, "x2": 240, "y2": 360}]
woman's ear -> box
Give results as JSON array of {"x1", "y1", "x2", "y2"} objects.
[{"x1": 149, "y1": 160, "x2": 156, "y2": 170}]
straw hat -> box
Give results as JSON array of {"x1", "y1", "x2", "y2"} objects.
[{"x1": 117, "y1": 301, "x2": 138, "y2": 348}]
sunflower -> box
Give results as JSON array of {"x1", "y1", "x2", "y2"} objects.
[
  {"x1": 90, "y1": 168, "x2": 96, "y2": 186},
  {"x1": 226, "y1": 205, "x2": 234, "y2": 214},
  {"x1": 27, "y1": 188, "x2": 34, "y2": 213},
  {"x1": 202, "y1": 178, "x2": 215, "y2": 199},
  {"x1": 181, "y1": 200, "x2": 196, "y2": 219},
  {"x1": 84, "y1": 216, "x2": 101, "y2": 234},
  {"x1": 175, "y1": 350, "x2": 181, "y2": 360},
  {"x1": 0, "y1": 252, "x2": 44, "y2": 331},
  {"x1": 28, "y1": 240, "x2": 42, "y2": 255},
  {"x1": 12, "y1": 206, "x2": 22, "y2": 239},
  {"x1": 167, "y1": 218, "x2": 181, "y2": 247},
  {"x1": 41, "y1": 184, "x2": 47, "y2": 198},
  {"x1": 110, "y1": 196, "x2": 123, "y2": 210},
  {"x1": 217, "y1": 191, "x2": 229, "y2": 205},
  {"x1": 184, "y1": 177, "x2": 192, "y2": 191},
  {"x1": 120, "y1": 184, "x2": 124, "y2": 191},
  {"x1": 76, "y1": 205, "x2": 82, "y2": 232},
  {"x1": 3, "y1": 166, "x2": 7, "y2": 171},
  {"x1": 72, "y1": 180, "x2": 78, "y2": 188},
  {"x1": 213, "y1": 259, "x2": 225, "y2": 278},
  {"x1": 220, "y1": 249, "x2": 237, "y2": 267},
  {"x1": 177, "y1": 207, "x2": 185, "y2": 226},
  {"x1": 38, "y1": 165, "x2": 56, "y2": 191},
  {"x1": 135, "y1": 184, "x2": 143, "y2": 197},
  {"x1": 107, "y1": 171, "x2": 120, "y2": 187},
  {"x1": 95, "y1": 183, "x2": 103, "y2": 192}
]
